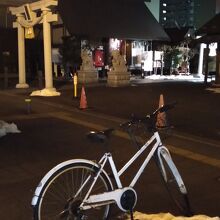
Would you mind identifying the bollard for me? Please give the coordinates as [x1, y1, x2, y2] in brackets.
[25, 98, 31, 114]
[73, 73, 78, 98]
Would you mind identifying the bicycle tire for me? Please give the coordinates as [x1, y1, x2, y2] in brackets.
[33, 161, 113, 220]
[155, 147, 193, 216]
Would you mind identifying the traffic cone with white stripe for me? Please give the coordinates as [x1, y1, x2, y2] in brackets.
[79, 85, 88, 110]
[156, 94, 169, 128]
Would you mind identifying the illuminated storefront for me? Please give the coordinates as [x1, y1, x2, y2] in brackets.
[109, 39, 163, 75]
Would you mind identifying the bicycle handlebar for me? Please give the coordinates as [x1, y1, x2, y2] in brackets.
[86, 102, 176, 149]
[152, 102, 177, 116]
[120, 102, 177, 132]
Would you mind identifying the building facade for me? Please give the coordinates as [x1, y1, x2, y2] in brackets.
[160, 0, 217, 29]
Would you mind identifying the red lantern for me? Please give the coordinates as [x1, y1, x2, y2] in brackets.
[94, 49, 104, 67]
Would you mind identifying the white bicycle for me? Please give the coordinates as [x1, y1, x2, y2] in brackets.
[31, 103, 192, 219]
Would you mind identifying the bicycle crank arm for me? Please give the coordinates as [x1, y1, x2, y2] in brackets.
[82, 200, 115, 210]
[82, 187, 137, 212]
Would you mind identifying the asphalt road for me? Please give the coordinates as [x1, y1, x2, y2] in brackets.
[0, 80, 219, 219]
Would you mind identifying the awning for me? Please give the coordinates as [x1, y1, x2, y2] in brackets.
[195, 34, 220, 44]
[58, 0, 170, 41]
[164, 28, 192, 44]
[193, 13, 220, 45]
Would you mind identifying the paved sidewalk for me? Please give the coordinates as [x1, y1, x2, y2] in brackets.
[0, 79, 220, 219]
[1, 78, 220, 147]
[0, 79, 220, 142]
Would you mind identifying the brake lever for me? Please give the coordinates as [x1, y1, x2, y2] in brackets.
[153, 102, 177, 115]
[159, 102, 177, 113]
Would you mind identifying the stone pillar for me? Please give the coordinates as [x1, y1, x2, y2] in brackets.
[31, 8, 60, 96]
[78, 71, 98, 83]
[43, 9, 53, 89]
[203, 45, 210, 85]
[198, 43, 206, 75]
[107, 50, 130, 87]
[107, 71, 130, 87]
[214, 43, 220, 85]
[16, 14, 29, 89]
[78, 49, 98, 84]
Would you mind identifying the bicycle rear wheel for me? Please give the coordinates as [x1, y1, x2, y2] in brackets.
[33, 162, 113, 220]
[155, 148, 192, 216]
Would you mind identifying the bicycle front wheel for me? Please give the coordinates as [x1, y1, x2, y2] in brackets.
[33, 162, 113, 220]
[155, 147, 192, 216]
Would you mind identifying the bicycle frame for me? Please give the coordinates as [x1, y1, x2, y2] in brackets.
[80, 131, 169, 210]
[32, 102, 192, 218]
[118, 131, 162, 187]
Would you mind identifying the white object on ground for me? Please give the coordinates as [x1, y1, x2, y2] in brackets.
[206, 88, 220, 94]
[0, 120, 21, 138]
[30, 88, 60, 97]
[126, 212, 220, 220]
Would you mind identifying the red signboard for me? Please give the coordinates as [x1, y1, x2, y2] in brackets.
[94, 49, 104, 67]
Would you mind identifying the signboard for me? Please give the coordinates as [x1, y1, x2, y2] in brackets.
[143, 51, 153, 71]
[94, 49, 104, 67]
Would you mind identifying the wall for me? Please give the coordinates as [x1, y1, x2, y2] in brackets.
[0, 28, 17, 73]
[0, 6, 13, 28]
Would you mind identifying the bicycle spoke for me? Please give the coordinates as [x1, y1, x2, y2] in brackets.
[34, 163, 112, 220]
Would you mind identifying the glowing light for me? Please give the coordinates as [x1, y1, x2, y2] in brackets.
[109, 38, 121, 50]
[209, 43, 217, 57]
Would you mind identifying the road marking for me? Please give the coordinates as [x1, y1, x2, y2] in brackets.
[50, 112, 220, 169]
[2, 90, 219, 148]
[171, 132, 220, 149]
[167, 145, 220, 169]
[1, 109, 220, 169]
[49, 112, 106, 131]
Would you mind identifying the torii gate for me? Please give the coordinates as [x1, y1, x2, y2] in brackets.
[9, 0, 60, 96]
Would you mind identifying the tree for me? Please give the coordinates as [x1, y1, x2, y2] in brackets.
[59, 35, 82, 77]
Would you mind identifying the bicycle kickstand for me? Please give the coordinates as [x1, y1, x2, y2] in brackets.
[130, 209, 134, 220]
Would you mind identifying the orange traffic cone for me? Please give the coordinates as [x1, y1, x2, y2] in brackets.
[79, 85, 88, 110]
[156, 94, 169, 128]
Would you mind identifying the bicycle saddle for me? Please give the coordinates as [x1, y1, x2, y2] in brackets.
[87, 128, 114, 143]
